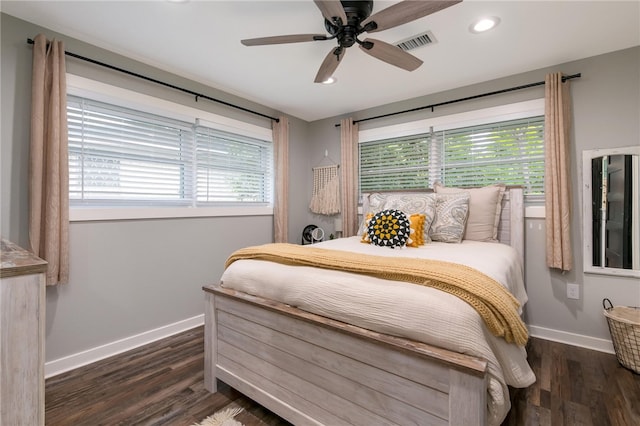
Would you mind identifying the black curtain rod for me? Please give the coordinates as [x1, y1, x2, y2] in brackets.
[335, 73, 581, 127]
[27, 38, 279, 123]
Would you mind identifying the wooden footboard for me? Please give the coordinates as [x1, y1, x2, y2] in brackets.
[203, 286, 489, 426]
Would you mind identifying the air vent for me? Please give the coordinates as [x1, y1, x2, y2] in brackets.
[395, 31, 436, 52]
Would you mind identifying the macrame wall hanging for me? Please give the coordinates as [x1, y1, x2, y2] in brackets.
[309, 162, 341, 215]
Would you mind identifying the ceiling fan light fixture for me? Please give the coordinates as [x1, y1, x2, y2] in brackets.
[470, 17, 500, 34]
[322, 76, 337, 85]
[242, 0, 461, 83]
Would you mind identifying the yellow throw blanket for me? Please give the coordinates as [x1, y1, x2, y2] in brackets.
[226, 243, 529, 346]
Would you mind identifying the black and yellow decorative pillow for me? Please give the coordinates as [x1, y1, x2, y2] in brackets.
[366, 209, 410, 248]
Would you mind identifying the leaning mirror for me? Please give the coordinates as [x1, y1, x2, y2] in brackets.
[583, 146, 640, 278]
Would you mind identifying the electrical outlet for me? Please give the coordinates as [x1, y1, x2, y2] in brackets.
[567, 283, 580, 300]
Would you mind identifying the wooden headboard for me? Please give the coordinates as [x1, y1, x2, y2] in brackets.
[497, 187, 524, 266]
[361, 186, 525, 266]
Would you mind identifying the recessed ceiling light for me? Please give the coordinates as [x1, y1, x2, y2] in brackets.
[322, 77, 337, 85]
[470, 17, 500, 34]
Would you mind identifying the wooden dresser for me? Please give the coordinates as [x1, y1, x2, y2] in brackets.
[0, 239, 46, 426]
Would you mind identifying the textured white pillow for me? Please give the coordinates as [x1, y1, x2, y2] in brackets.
[430, 192, 470, 243]
[359, 192, 437, 241]
[381, 193, 436, 242]
[434, 183, 506, 242]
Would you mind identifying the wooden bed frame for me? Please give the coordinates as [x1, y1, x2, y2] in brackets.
[203, 187, 524, 426]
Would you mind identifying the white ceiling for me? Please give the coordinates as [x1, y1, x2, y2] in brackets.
[2, 1, 639, 122]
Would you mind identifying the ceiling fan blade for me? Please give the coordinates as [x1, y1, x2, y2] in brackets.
[314, 0, 347, 25]
[362, 0, 462, 33]
[314, 48, 346, 83]
[359, 38, 423, 71]
[241, 34, 326, 46]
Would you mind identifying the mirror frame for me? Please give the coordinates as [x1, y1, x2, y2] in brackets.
[582, 146, 640, 278]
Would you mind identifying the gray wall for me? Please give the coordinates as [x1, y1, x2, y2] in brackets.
[2, 10, 638, 363]
[306, 47, 640, 345]
[1, 13, 310, 361]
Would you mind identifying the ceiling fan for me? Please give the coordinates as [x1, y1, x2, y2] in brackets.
[241, 0, 462, 83]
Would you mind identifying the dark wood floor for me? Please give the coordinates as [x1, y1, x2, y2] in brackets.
[45, 326, 287, 426]
[45, 326, 639, 426]
[502, 337, 639, 426]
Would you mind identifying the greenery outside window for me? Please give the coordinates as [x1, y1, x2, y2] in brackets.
[359, 105, 545, 201]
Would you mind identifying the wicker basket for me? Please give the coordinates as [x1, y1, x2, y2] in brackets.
[603, 298, 640, 374]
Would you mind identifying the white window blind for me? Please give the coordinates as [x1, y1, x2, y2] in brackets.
[359, 115, 545, 199]
[195, 126, 273, 205]
[359, 134, 431, 192]
[68, 96, 194, 205]
[68, 95, 273, 208]
[436, 116, 545, 198]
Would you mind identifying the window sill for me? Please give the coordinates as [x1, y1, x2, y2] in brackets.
[356, 205, 546, 218]
[69, 206, 273, 222]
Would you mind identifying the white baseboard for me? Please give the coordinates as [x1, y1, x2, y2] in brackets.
[44, 317, 614, 378]
[45, 314, 204, 378]
[528, 325, 615, 354]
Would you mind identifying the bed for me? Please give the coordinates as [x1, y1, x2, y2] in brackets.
[203, 186, 535, 426]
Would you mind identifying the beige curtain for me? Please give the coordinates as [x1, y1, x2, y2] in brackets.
[340, 118, 359, 237]
[544, 72, 573, 271]
[29, 34, 69, 285]
[272, 116, 289, 243]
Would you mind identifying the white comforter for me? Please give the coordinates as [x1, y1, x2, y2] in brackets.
[220, 237, 536, 425]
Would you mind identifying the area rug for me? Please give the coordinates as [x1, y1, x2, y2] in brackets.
[192, 401, 245, 426]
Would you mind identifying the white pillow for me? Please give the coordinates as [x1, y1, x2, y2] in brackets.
[430, 192, 470, 243]
[359, 192, 436, 242]
[434, 183, 506, 242]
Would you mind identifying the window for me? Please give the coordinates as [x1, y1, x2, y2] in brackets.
[66, 75, 273, 219]
[434, 116, 545, 196]
[359, 101, 545, 201]
[68, 96, 195, 205]
[195, 126, 272, 204]
[360, 134, 431, 192]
